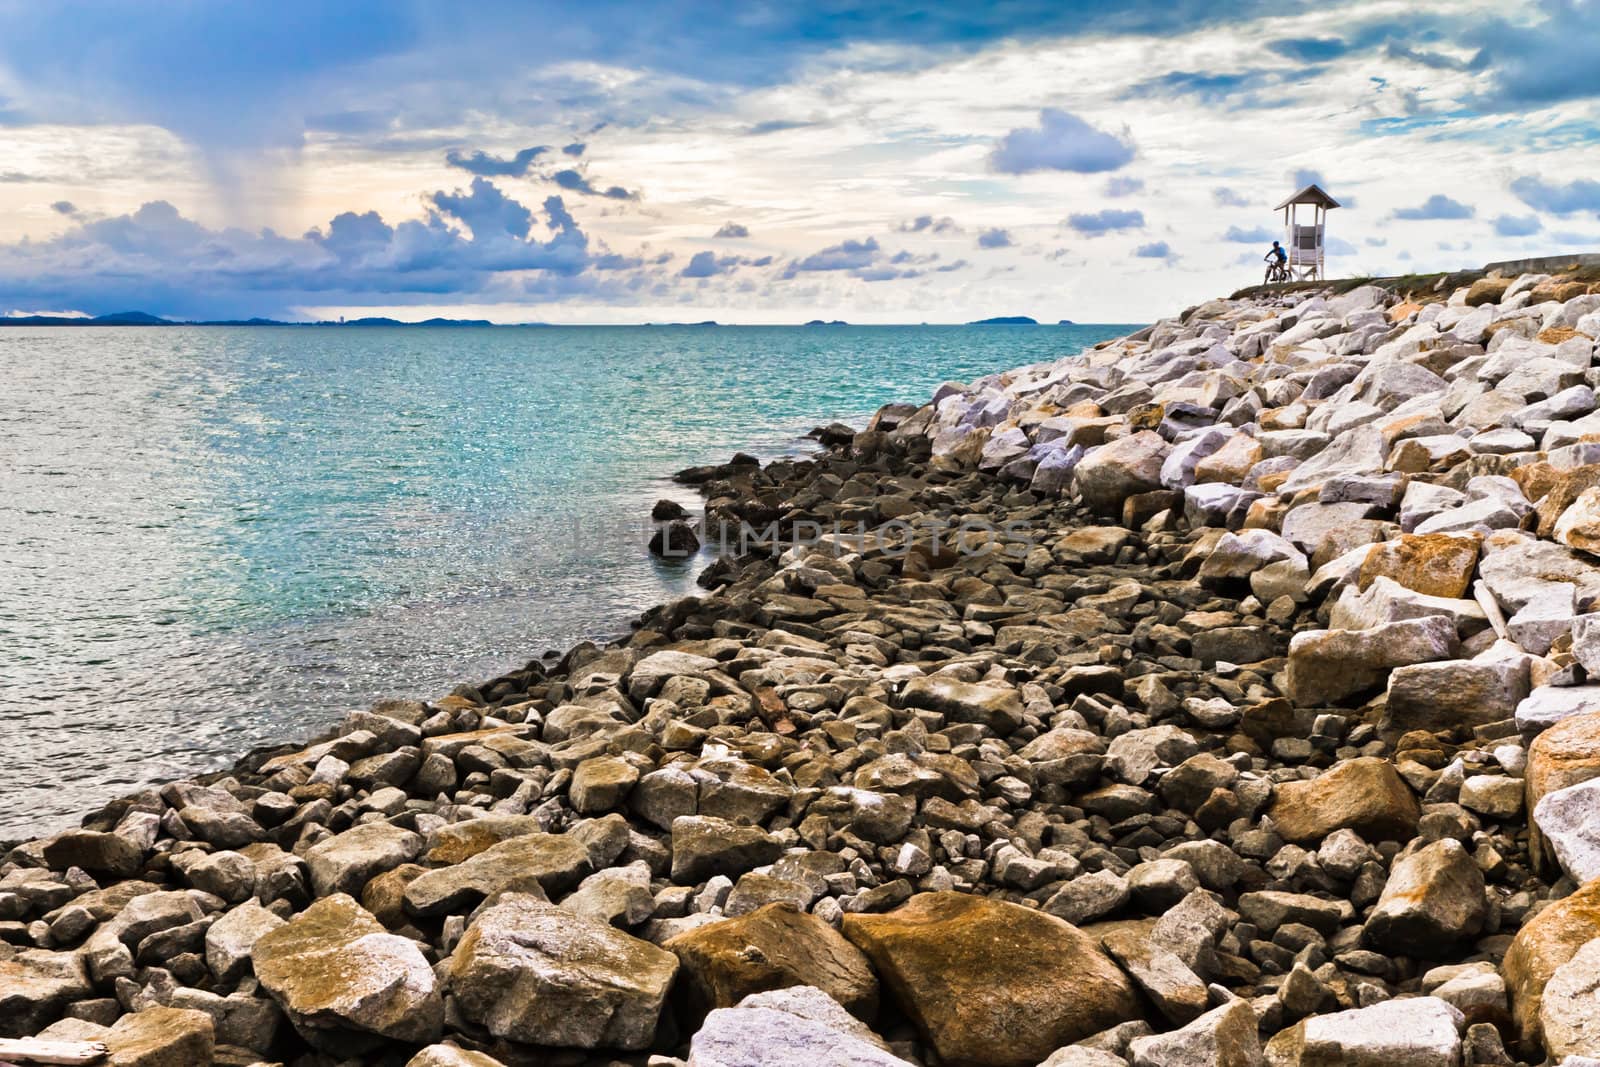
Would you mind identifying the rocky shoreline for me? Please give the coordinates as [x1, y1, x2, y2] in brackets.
[5, 264, 1600, 1066]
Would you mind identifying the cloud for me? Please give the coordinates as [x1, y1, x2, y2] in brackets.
[0, 180, 624, 319]
[977, 227, 1013, 249]
[50, 200, 77, 215]
[1267, 37, 1350, 62]
[899, 215, 959, 233]
[445, 146, 548, 177]
[551, 168, 637, 200]
[681, 251, 735, 277]
[1066, 209, 1145, 235]
[1466, 3, 1600, 108]
[1124, 67, 1322, 107]
[1511, 176, 1600, 216]
[0, 171, 47, 183]
[1213, 187, 1251, 208]
[1493, 214, 1543, 237]
[990, 109, 1135, 175]
[1392, 194, 1474, 220]
[714, 221, 750, 238]
[789, 236, 880, 273]
[430, 177, 533, 239]
[562, 142, 586, 157]
[1105, 176, 1144, 198]
[1134, 241, 1173, 259]
[1224, 225, 1275, 243]
[745, 119, 816, 135]
[1552, 230, 1600, 245]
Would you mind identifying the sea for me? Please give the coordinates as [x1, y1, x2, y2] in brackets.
[0, 322, 1134, 836]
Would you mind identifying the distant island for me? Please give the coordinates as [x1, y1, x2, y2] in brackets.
[967, 315, 1038, 325]
[1058, 319, 1076, 326]
[804, 319, 850, 326]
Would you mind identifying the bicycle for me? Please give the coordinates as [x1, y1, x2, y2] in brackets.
[1263, 255, 1291, 285]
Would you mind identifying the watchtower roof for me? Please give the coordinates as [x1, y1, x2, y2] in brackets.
[1275, 184, 1341, 211]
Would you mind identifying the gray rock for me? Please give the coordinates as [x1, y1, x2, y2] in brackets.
[1128, 998, 1263, 1067]
[205, 899, 286, 985]
[670, 816, 783, 884]
[0, 948, 93, 1037]
[1363, 839, 1487, 956]
[404, 832, 593, 916]
[1534, 778, 1600, 884]
[1542, 938, 1600, 1061]
[446, 893, 679, 1050]
[253, 893, 443, 1052]
[688, 986, 912, 1067]
[303, 821, 422, 898]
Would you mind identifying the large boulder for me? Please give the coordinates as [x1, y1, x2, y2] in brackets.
[1382, 659, 1529, 736]
[1285, 616, 1457, 706]
[1264, 996, 1464, 1066]
[0, 948, 92, 1037]
[665, 902, 879, 1023]
[670, 816, 783, 884]
[1535, 778, 1600, 884]
[1268, 757, 1420, 846]
[445, 893, 679, 1050]
[1504, 878, 1600, 1053]
[841, 891, 1140, 1067]
[1527, 710, 1600, 876]
[687, 986, 914, 1067]
[1074, 431, 1170, 514]
[1541, 936, 1600, 1060]
[1362, 839, 1487, 956]
[1358, 533, 1480, 599]
[252, 893, 443, 1052]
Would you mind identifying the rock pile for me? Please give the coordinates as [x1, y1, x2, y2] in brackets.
[4, 267, 1600, 1065]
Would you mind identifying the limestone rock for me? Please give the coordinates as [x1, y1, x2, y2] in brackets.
[103, 1005, 215, 1067]
[0, 948, 92, 1037]
[1285, 616, 1458, 706]
[1362, 839, 1487, 956]
[1504, 878, 1600, 1052]
[1542, 937, 1600, 1060]
[204, 899, 286, 985]
[1268, 757, 1420, 845]
[841, 891, 1140, 1067]
[406, 1046, 509, 1067]
[1127, 998, 1264, 1067]
[687, 986, 912, 1067]
[898, 675, 1025, 734]
[670, 815, 783, 884]
[404, 832, 592, 916]
[252, 893, 443, 1051]
[304, 821, 422, 898]
[445, 893, 678, 1050]
[1358, 533, 1480, 599]
[665, 902, 879, 1022]
[1527, 711, 1600, 875]
[1075, 431, 1171, 514]
[1383, 659, 1529, 736]
[1535, 778, 1600, 885]
[1266, 996, 1464, 1066]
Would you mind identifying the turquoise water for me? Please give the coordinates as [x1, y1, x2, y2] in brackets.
[0, 323, 1133, 835]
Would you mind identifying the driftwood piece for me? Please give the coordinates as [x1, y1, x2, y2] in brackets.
[0, 1037, 109, 1065]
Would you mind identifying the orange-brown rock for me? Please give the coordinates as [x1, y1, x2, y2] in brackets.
[1358, 532, 1481, 599]
[1465, 277, 1512, 306]
[1267, 756, 1421, 845]
[1540, 326, 1584, 345]
[1527, 710, 1600, 875]
[665, 902, 879, 1024]
[1532, 464, 1600, 538]
[1194, 434, 1265, 485]
[1504, 877, 1600, 1056]
[841, 892, 1140, 1067]
[1512, 461, 1564, 513]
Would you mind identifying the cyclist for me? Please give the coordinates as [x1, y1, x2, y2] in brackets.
[1264, 241, 1289, 284]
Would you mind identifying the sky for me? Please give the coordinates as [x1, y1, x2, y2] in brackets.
[0, 0, 1598, 323]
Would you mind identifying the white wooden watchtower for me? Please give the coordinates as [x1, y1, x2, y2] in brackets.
[1275, 184, 1340, 280]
